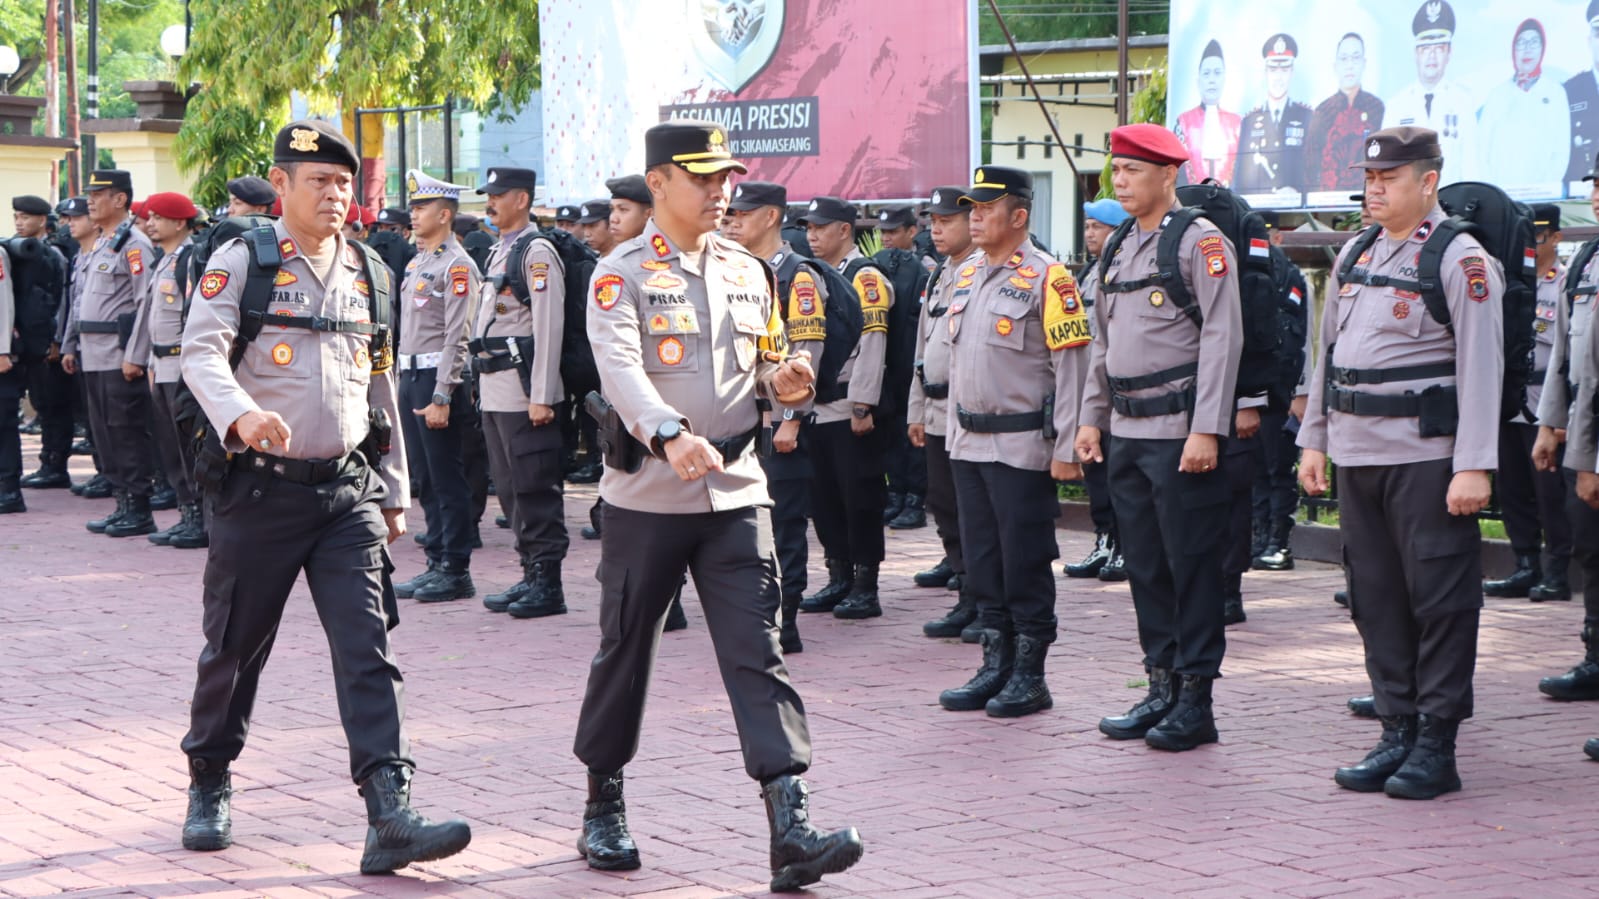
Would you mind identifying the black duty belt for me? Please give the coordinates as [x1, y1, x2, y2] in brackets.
[469, 336, 516, 354]
[1328, 361, 1454, 386]
[233, 450, 360, 486]
[152, 343, 182, 358]
[1532, 368, 1548, 380]
[1107, 362, 1197, 393]
[78, 320, 122, 334]
[472, 354, 519, 374]
[956, 406, 1044, 433]
[921, 382, 949, 400]
[1325, 386, 1433, 417]
[710, 425, 762, 462]
[1111, 389, 1194, 418]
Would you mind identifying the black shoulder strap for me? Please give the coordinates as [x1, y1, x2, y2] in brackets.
[175, 245, 197, 317]
[1156, 208, 1203, 327]
[351, 240, 392, 334]
[504, 230, 542, 306]
[110, 220, 133, 252]
[229, 227, 286, 368]
[1566, 237, 1599, 309]
[1415, 218, 1474, 334]
[1335, 224, 1384, 287]
[1096, 219, 1136, 287]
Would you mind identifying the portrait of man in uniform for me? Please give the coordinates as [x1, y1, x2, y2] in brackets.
[1232, 33, 1312, 200]
[1174, 40, 1242, 186]
[1563, 1, 1599, 183]
[1305, 32, 1384, 194]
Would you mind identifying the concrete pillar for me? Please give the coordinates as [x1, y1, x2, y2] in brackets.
[80, 81, 194, 196]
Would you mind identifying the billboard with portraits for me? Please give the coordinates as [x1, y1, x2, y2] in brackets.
[1168, 0, 1599, 210]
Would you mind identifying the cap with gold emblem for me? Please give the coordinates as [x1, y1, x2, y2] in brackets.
[406, 168, 471, 203]
[645, 119, 749, 175]
[729, 181, 787, 211]
[960, 166, 1033, 205]
[1350, 126, 1442, 170]
[1262, 33, 1298, 67]
[1531, 203, 1560, 229]
[86, 169, 134, 195]
[1413, 0, 1455, 46]
[476, 166, 538, 196]
[273, 120, 360, 173]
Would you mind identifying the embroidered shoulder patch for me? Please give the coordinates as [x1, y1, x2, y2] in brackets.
[198, 270, 229, 299]
[126, 248, 144, 276]
[1460, 255, 1490, 302]
[1042, 263, 1091, 351]
[787, 269, 827, 342]
[855, 269, 889, 333]
[449, 263, 471, 297]
[1197, 235, 1228, 278]
[594, 273, 625, 311]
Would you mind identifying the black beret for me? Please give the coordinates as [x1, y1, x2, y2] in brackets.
[452, 214, 479, 236]
[273, 120, 360, 173]
[556, 204, 581, 222]
[11, 195, 52, 215]
[644, 119, 748, 174]
[729, 181, 787, 211]
[56, 197, 89, 217]
[226, 175, 276, 207]
[606, 174, 653, 205]
[86, 169, 134, 196]
[477, 166, 537, 195]
[797, 196, 857, 226]
[876, 206, 917, 229]
[577, 199, 612, 224]
[926, 186, 969, 215]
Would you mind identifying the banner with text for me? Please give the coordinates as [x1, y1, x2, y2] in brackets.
[540, 0, 976, 204]
[1169, 0, 1599, 210]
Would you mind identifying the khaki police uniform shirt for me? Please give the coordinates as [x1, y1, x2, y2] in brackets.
[57, 249, 90, 347]
[474, 226, 565, 413]
[1552, 249, 1599, 472]
[907, 249, 971, 437]
[70, 222, 155, 372]
[588, 219, 798, 515]
[0, 249, 13, 356]
[180, 221, 410, 509]
[769, 243, 824, 417]
[1080, 204, 1244, 439]
[1298, 207, 1504, 471]
[1519, 263, 1565, 426]
[398, 234, 480, 397]
[127, 237, 191, 383]
[814, 248, 893, 424]
[944, 242, 1089, 469]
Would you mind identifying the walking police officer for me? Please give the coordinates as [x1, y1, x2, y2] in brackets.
[177, 119, 470, 871]
[1300, 126, 1503, 799]
[571, 120, 862, 892]
[1079, 124, 1244, 752]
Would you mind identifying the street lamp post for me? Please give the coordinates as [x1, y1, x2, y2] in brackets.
[0, 45, 19, 95]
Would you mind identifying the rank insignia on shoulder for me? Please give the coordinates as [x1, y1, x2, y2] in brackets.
[651, 234, 671, 258]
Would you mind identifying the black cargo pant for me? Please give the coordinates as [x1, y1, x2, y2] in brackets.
[1250, 408, 1298, 537]
[760, 424, 813, 606]
[482, 409, 568, 568]
[924, 432, 965, 574]
[1084, 458, 1116, 536]
[809, 419, 886, 566]
[1222, 428, 1260, 594]
[181, 457, 412, 783]
[24, 353, 75, 463]
[83, 369, 157, 496]
[573, 503, 812, 781]
[0, 365, 21, 488]
[150, 380, 198, 505]
[951, 459, 1059, 642]
[1339, 459, 1481, 720]
[398, 368, 476, 566]
[883, 413, 927, 497]
[1562, 469, 1599, 627]
[1497, 422, 1572, 564]
[1107, 435, 1229, 676]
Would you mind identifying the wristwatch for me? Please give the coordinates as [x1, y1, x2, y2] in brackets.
[431, 392, 450, 406]
[852, 404, 873, 420]
[781, 407, 797, 422]
[656, 419, 684, 445]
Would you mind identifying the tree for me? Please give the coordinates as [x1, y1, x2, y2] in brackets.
[1097, 62, 1167, 199]
[1, 0, 183, 123]
[980, 0, 1167, 46]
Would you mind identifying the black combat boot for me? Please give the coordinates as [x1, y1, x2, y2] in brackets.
[1252, 521, 1294, 570]
[959, 620, 983, 643]
[148, 503, 190, 546]
[105, 492, 157, 537]
[20, 452, 71, 489]
[663, 584, 689, 632]
[168, 503, 209, 549]
[1144, 675, 1219, 751]
[922, 588, 976, 638]
[1586, 738, 1599, 761]
[1098, 667, 1175, 739]
[1383, 715, 1462, 799]
[393, 561, 439, 599]
[78, 473, 114, 499]
[1334, 590, 1350, 607]
[888, 493, 926, 529]
[1538, 624, 1599, 700]
[913, 559, 954, 588]
[832, 564, 881, 619]
[799, 559, 852, 613]
[780, 592, 803, 654]
[86, 491, 130, 534]
[0, 481, 24, 514]
[1249, 517, 1270, 559]
[483, 557, 534, 613]
[577, 770, 641, 871]
[761, 774, 864, 892]
[1529, 559, 1572, 602]
[149, 481, 178, 511]
[1483, 552, 1539, 598]
[357, 765, 472, 874]
[1097, 546, 1128, 582]
[1223, 577, 1246, 625]
[1348, 695, 1377, 718]
[986, 635, 1052, 718]
[1333, 714, 1417, 792]
[181, 757, 232, 851]
[881, 491, 904, 525]
[1065, 531, 1114, 578]
[938, 629, 1014, 711]
[507, 562, 568, 618]
[412, 559, 475, 603]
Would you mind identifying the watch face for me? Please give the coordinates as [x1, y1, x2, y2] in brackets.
[658, 420, 681, 441]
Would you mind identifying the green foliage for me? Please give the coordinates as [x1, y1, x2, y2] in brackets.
[1, 0, 182, 120]
[175, 90, 283, 210]
[979, 0, 1167, 45]
[856, 228, 884, 257]
[1097, 62, 1168, 199]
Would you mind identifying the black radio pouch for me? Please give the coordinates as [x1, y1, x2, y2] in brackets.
[585, 390, 644, 473]
[1417, 385, 1460, 438]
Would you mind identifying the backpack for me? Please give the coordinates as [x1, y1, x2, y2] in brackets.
[1096, 180, 1287, 402]
[177, 215, 279, 317]
[0, 236, 67, 355]
[1337, 181, 1537, 423]
[1267, 244, 1309, 409]
[502, 226, 600, 395]
[771, 250, 864, 404]
[844, 247, 928, 418]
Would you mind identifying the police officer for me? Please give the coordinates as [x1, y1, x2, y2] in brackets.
[57, 196, 113, 500]
[1534, 173, 1599, 707]
[1079, 123, 1244, 752]
[572, 119, 862, 892]
[1388, 1, 1478, 180]
[1300, 126, 1502, 799]
[387, 171, 482, 603]
[577, 199, 615, 256]
[0, 239, 18, 511]
[1064, 198, 1130, 582]
[125, 191, 208, 549]
[8, 195, 74, 494]
[607, 174, 652, 248]
[1233, 34, 1313, 197]
[225, 176, 276, 217]
[62, 169, 161, 537]
[374, 207, 410, 236]
[1489, 204, 1572, 600]
[910, 186, 977, 638]
[873, 204, 930, 531]
[471, 166, 572, 619]
[555, 204, 581, 235]
[797, 196, 894, 619]
[177, 119, 470, 870]
[935, 167, 1089, 718]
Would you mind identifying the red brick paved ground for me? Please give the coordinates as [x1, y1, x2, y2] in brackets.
[4, 441, 1599, 897]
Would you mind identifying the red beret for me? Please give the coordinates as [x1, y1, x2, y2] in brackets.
[130, 199, 148, 220]
[144, 191, 199, 221]
[271, 197, 283, 217]
[1109, 123, 1188, 167]
[346, 204, 375, 226]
